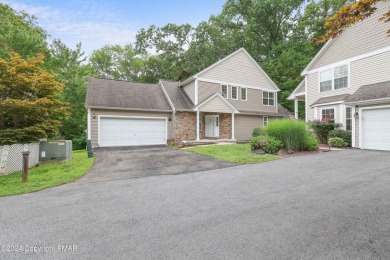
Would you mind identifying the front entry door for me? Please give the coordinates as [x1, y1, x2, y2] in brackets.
[205, 115, 219, 137]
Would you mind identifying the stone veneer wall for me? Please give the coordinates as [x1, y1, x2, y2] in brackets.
[219, 113, 232, 139]
[174, 112, 197, 144]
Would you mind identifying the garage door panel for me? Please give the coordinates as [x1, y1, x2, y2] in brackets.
[99, 117, 167, 147]
[362, 108, 390, 151]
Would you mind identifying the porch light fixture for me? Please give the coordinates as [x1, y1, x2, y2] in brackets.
[93, 113, 96, 119]
[353, 112, 359, 119]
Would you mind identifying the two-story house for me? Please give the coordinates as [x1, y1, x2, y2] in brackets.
[288, 2, 390, 151]
[86, 48, 289, 147]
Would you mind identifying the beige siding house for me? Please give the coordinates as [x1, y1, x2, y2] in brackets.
[288, 2, 390, 151]
[86, 48, 290, 147]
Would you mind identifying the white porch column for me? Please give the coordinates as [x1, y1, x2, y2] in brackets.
[231, 112, 235, 140]
[196, 111, 200, 141]
[294, 98, 299, 119]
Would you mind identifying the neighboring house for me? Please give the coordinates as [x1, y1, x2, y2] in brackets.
[288, 2, 390, 151]
[86, 48, 290, 147]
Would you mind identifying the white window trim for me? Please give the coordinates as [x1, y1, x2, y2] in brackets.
[231, 86, 238, 100]
[262, 91, 275, 107]
[345, 106, 352, 131]
[320, 107, 336, 120]
[318, 63, 350, 93]
[263, 116, 268, 127]
[241, 87, 247, 101]
[221, 84, 228, 99]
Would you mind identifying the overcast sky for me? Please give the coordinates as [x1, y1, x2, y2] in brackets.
[4, 0, 226, 56]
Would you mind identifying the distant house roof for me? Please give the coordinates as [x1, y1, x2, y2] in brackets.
[311, 93, 351, 107]
[346, 81, 390, 103]
[160, 80, 194, 110]
[85, 78, 172, 111]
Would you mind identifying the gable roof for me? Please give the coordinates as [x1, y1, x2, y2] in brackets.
[86, 77, 172, 111]
[193, 93, 239, 113]
[310, 93, 351, 107]
[345, 81, 390, 103]
[180, 48, 280, 91]
[160, 80, 194, 111]
[302, 2, 390, 75]
[287, 80, 305, 100]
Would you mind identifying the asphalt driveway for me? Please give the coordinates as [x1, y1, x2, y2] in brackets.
[1, 149, 390, 259]
[80, 146, 235, 182]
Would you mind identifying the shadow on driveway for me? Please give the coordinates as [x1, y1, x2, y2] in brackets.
[80, 146, 235, 183]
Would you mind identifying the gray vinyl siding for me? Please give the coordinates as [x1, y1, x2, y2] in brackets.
[182, 81, 195, 104]
[198, 96, 233, 113]
[198, 81, 277, 113]
[234, 115, 263, 140]
[198, 80, 221, 103]
[306, 51, 390, 123]
[310, 2, 390, 70]
[198, 50, 278, 90]
[90, 108, 172, 147]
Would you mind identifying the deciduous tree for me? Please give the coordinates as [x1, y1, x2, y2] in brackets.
[0, 52, 69, 145]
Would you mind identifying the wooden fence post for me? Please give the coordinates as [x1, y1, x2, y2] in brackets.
[22, 151, 30, 182]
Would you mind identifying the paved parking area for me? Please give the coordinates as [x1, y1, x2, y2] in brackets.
[1, 149, 390, 259]
[80, 146, 235, 182]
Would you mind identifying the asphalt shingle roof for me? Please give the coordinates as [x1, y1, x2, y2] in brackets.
[345, 81, 390, 103]
[311, 93, 351, 106]
[160, 80, 194, 110]
[86, 78, 172, 111]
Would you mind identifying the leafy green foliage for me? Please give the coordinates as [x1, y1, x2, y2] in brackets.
[0, 52, 69, 145]
[329, 129, 352, 146]
[264, 119, 308, 152]
[0, 3, 48, 60]
[0, 150, 94, 196]
[328, 137, 347, 147]
[187, 143, 278, 164]
[304, 133, 319, 151]
[47, 40, 93, 149]
[309, 119, 342, 144]
[250, 136, 284, 154]
[252, 127, 267, 137]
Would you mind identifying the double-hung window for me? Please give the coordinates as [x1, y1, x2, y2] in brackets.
[241, 88, 247, 101]
[321, 108, 335, 120]
[320, 69, 332, 92]
[320, 64, 348, 92]
[263, 116, 268, 127]
[263, 91, 275, 106]
[345, 107, 352, 131]
[231, 86, 238, 100]
[334, 65, 348, 90]
[222, 85, 228, 99]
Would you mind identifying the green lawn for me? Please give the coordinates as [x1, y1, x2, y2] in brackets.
[0, 150, 94, 197]
[186, 143, 279, 164]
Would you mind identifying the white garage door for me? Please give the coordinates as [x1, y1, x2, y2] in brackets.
[361, 108, 390, 151]
[99, 117, 167, 147]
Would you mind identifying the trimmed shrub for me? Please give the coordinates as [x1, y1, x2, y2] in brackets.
[328, 137, 347, 147]
[308, 118, 342, 144]
[264, 119, 307, 152]
[250, 136, 283, 154]
[252, 127, 267, 137]
[329, 129, 352, 147]
[303, 133, 319, 151]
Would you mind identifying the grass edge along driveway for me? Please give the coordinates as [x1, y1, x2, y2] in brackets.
[186, 143, 278, 164]
[0, 150, 94, 197]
